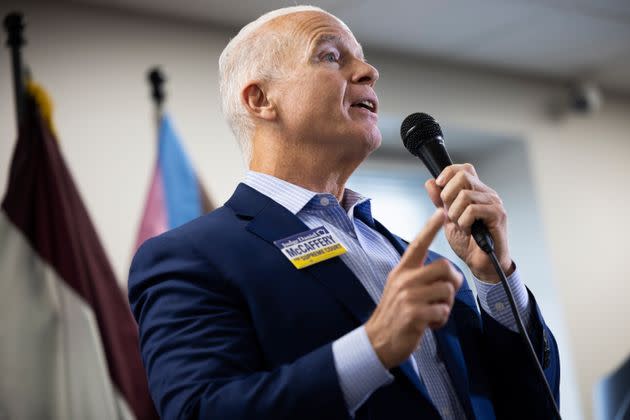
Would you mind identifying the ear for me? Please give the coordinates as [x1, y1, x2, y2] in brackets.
[241, 82, 277, 121]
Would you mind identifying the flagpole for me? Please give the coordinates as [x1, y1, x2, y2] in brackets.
[147, 67, 165, 131]
[4, 12, 26, 132]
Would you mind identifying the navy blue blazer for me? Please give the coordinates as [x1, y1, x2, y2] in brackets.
[129, 183, 560, 420]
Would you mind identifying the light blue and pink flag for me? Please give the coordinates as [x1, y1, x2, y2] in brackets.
[135, 114, 213, 250]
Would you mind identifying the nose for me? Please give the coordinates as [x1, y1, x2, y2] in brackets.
[352, 59, 379, 86]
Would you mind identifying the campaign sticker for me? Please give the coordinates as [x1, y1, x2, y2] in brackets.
[273, 226, 347, 269]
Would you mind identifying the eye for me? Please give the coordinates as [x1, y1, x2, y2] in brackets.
[322, 52, 339, 63]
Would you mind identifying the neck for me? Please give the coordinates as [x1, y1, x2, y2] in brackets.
[248, 135, 364, 202]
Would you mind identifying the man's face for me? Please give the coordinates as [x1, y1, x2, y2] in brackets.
[266, 11, 382, 158]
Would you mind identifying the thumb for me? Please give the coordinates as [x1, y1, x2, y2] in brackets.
[425, 179, 444, 209]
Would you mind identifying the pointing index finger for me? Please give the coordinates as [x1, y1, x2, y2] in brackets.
[399, 209, 446, 269]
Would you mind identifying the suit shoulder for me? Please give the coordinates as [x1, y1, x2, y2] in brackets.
[139, 205, 238, 248]
[167, 205, 239, 241]
[128, 208, 237, 311]
[130, 206, 240, 277]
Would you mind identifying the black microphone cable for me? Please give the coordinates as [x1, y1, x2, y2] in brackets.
[401, 112, 562, 420]
[472, 222, 561, 420]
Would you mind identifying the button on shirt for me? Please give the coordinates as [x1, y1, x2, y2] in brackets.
[243, 171, 532, 419]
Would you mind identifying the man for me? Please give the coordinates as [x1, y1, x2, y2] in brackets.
[129, 6, 560, 420]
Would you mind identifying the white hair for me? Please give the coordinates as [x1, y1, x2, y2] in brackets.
[218, 5, 349, 164]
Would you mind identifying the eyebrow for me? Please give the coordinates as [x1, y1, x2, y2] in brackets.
[310, 34, 365, 61]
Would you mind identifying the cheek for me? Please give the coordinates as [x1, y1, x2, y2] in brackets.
[307, 74, 346, 108]
[276, 73, 347, 130]
[294, 91, 345, 130]
[308, 84, 342, 107]
[277, 89, 309, 121]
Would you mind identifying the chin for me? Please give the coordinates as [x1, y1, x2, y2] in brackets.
[344, 131, 382, 163]
[321, 124, 382, 157]
[361, 127, 382, 153]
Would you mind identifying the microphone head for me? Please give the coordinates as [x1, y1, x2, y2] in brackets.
[400, 112, 443, 157]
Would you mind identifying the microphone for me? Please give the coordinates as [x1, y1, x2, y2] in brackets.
[400, 112, 493, 254]
[400, 112, 561, 419]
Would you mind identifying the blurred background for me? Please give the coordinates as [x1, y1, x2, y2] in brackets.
[1, 0, 629, 419]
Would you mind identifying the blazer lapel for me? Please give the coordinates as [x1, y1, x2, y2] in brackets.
[374, 219, 477, 420]
[226, 183, 376, 325]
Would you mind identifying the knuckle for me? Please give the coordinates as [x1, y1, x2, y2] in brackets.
[464, 191, 476, 206]
[435, 259, 451, 271]
[414, 306, 425, 322]
[443, 281, 455, 296]
[496, 208, 507, 222]
[463, 171, 476, 186]
[419, 268, 435, 285]
[431, 305, 451, 327]
[387, 274, 404, 293]
[404, 307, 420, 325]
[458, 208, 472, 224]
[455, 189, 470, 205]
[447, 206, 460, 222]
[394, 271, 411, 289]
[399, 288, 411, 304]
[400, 306, 413, 324]
[463, 163, 476, 174]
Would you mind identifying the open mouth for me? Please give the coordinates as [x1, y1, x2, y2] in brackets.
[351, 99, 377, 113]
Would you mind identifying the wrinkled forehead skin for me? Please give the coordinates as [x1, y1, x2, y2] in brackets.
[257, 10, 362, 70]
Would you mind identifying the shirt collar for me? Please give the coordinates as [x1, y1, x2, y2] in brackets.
[243, 171, 319, 215]
[242, 170, 373, 223]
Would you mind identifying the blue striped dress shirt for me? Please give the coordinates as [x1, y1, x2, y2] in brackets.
[243, 171, 531, 419]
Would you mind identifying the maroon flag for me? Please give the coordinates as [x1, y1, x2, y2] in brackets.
[0, 90, 157, 419]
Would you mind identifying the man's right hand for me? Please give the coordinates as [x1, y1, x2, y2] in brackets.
[365, 209, 463, 369]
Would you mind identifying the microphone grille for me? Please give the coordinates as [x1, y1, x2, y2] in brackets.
[400, 112, 443, 156]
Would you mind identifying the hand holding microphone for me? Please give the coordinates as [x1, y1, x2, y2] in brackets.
[401, 113, 513, 283]
[425, 164, 513, 283]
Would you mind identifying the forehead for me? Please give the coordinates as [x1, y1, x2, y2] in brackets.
[267, 11, 363, 57]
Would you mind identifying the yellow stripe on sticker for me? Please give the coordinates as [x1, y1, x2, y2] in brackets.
[273, 226, 347, 269]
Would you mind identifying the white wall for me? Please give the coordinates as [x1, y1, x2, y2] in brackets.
[1, 1, 630, 418]
[472, 142, 583, 420]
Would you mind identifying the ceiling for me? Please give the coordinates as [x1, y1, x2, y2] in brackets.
[72, 0, 630, 93]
